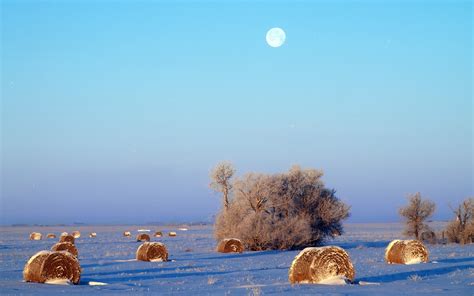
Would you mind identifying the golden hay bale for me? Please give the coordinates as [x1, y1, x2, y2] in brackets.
[89, 232, 97, 238]
[216, 238, 244, 253]
[136, 233, 150, 242]
[71, 231, 81, 239]
[168, 232, 177, 237]
[46, 233, 56, 239]
[59, 234, 75, 244]
[154, 231, 162, 238]
[29, 232, 42, 240]
[288, 246, 355, 284]
[385, 239, 429, 264]
[23, 251, 81, 284]
[136, 242, 169, 262]
[123, 231, 132, 237]
[51, 242, 79, 258]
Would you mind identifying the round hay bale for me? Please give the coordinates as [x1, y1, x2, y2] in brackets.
[136, 242, 169, 262]
[59, 234, 75, 244]
[168, 232, 177, 237]
[89, 232, 97, 238]
[136, 233, 150, 242]
[123, 231, 131, 237]
[61, 232, 68, 236]
[71, 231, 81, 239]
[217, 238, 244, 253]
[51, 242, 78, 257]
[23, 251, 81, 284]
[46, 233, 56, 239]
[154, 231, 162, 238]
[29, 232, 42, 240]
[385, 239, 429, 264]
[288, 246, 355, 284]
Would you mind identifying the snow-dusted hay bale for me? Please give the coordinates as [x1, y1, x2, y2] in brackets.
[136, 242, 169, 262]
[168, 232, 177, 237]
[89, 232, 97, 238]
[51, 242, 78, 257]
[154, 231, 162, 238]
[59, 234, 75, 244]
[421, 231, 436, 244]
[71, 231, 81, 239]
[288, 246, 355, 284]
[136, 233, 151, 242]
[46, 233, 56, 239]
[217, 238, 244, 253]
[123, 231, 131, 237]
[23, 251, 81, 284]
[385, 240, 429, 264]
[29, 232, 42, 240]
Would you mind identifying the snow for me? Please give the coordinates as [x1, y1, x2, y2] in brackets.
[45, 279, 71, 285]
[317, 275, 350, 285]
[1, 222, 473, 295]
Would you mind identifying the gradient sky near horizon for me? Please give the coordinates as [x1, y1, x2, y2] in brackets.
[1, 0, 472, 225]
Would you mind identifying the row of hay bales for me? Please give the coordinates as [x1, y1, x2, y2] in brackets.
[24, 230, 429, 286]
[29, 231, 96, 240]
[215, 238, 429, 284]
[122, 231, 177, 241]
[24, 233, 82, 284]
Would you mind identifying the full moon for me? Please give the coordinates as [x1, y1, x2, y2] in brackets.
[266, 27, 286, 48]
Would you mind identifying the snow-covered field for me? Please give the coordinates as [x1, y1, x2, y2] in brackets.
[1, 223, 473, 295]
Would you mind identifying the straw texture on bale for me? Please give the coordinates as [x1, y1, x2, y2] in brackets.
[288, 246, 355, 284]
[168, 232, 177, 237]
[123, 231, 131, 237]
[136, 242, 169, 262]
[29, 232, 42, 240]
[89, 232, 97, 238]
[23, 251, 81, 284]
[217, 238, 244, 253]
[154, 231, 162, 238]
[51, 242, 79, 257]
[46, 233, 56, 239]
[71, 231, 81, 239]
[59, 234, 75, 244]
[136, 233, 151, 242]
[385, 239, 429, 264]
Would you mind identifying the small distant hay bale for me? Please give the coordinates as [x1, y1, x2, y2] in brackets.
[421, 231, 436, 244]
[29, 232, 42, 240]
[154, 231, 162, 238]
[23, 251, 81, 284]
[217, 238, 244, 253]
[136, 242, 169, 262]
[46, 233, 56, 239]
[71, 231, 81, 239]
[51, 242, 79, 257]
[288, 246, 355, 284]
[123, 231, 131, 237]
[59, 234, 75, 244]
[136, 233, 150, 242]
[168, 232, 177, 237]
[89, 232, 97, 238]
[385, 240, 429, 264]
[61, 232, 68, 236]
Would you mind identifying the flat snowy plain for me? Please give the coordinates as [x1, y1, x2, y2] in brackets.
[1, 223, 473, 295]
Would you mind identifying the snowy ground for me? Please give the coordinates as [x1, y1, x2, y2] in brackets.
[1, 223, 473, 295]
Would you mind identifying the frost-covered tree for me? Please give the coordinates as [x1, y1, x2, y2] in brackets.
[399, 192, 436, 240]
[210, 162, 235, 210]
[445, 198, 474, 244]
[213, 165, 350, 250]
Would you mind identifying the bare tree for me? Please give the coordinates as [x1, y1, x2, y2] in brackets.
[445, 198, 474, 244]
[213, 165, 350, 250]
[399, 192, 436, 240]
[210, 162, 235, 210]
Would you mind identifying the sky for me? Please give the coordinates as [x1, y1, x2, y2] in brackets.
[1, 0, 472, 225]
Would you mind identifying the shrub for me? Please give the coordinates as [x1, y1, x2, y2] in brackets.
[399, 193, 435, 240]
[445, 198, 474, 244]
[212, 165, 350, 250]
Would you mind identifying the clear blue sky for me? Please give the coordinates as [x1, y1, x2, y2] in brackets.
[1, 0, 472, 225]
